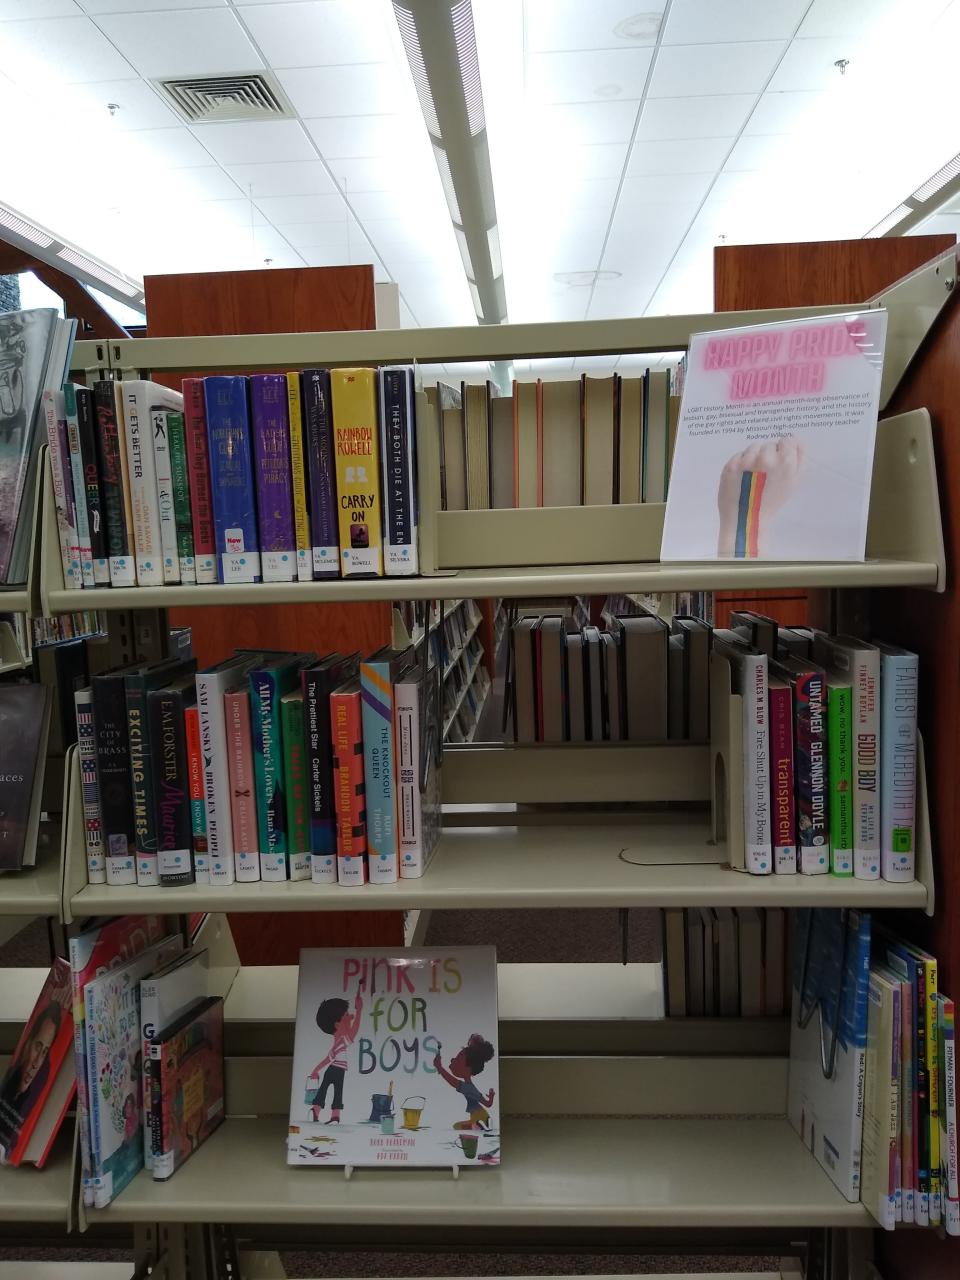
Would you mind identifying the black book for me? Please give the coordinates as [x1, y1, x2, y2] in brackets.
[92, 664, 140, 877]
[301, 369, 339, 578]
[93, 380, 130, 563]
[0, 684, 51, 871]
[75, 386, 109, 585]
[147, 676, 196, 887]
[302, 652, 358, 858]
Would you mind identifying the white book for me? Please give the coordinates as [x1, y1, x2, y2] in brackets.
[861, 967, 900, 1230]
[42, 390, 81, 589]
[876, 642, 918, 883]
[379, 366, 419, 576]
[196, 656, 257, 886]
[121, 381, 182, 587]
[73, 690, 105, 884]
[714, 634, 771, 874]
[63, 384, 94, 587]
[393, 667, 441, 879]
[814, 635, 880, 879]
[140, 949, 209, 1169]
[150, 407, 180, 585]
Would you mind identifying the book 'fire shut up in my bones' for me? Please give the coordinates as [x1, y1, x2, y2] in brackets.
[662, 310, 887, 563]
[288, 948, 499, 1168]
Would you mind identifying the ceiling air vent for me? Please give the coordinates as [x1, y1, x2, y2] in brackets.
[155, 72, 293, 124]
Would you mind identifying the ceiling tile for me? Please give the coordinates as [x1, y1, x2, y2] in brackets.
[62, 77, 179, 129]
[160, 166, 246, 201]
[126, 125, 212, 167]
[766, 37, 857, 92]
[525, 48, 653, 104]
[0, 15, 136, 84]
[552, 142, 630, 181]
[190, 119, 314, 166]
[335, 189, 406, 221]
[534, 100, 640, 146]
[0, 1, 77, 15]
[304, 113, 407, 158]
[81, 0, 226, 11]
[663, 0, 808, 45]
[277, 64, 396, 117]
[743, 89, 829, 134]
[277, 221, 351, 252]
[798, 0, 914, 38]
[637, 93, 756, 140]
[525, 0, 665, 52]
[326, 156, 397, 194]
[224, 160, 337, 198]
[630, 136, 733, 175]
[617, 171, 715, 205]
[96, 8, 261, 78]
[253, 192, 347, 223]
[240, 0, 391, 69]
[190, 198, 268, 228]
[649, 41, 784, 97]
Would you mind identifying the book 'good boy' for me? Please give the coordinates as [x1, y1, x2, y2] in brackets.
[288, 947, 499, 1167]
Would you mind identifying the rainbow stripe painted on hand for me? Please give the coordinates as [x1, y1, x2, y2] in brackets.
[735, 470, 766, 559]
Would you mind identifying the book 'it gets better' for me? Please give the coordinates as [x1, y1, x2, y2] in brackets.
[288, 947, 499, 1168]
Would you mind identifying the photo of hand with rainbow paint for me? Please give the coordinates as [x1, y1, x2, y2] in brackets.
[716, 436, 804, 558]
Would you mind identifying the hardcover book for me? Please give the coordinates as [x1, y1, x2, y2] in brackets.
[63, 382, 95, 587]
[768, 675, 796, 874]
[147, 676, 196, 887]
[394, 660, 441, 879]
[876, 642, 918, 883]
[42, 389, 81, 589]
[203, 376, 261, 583]
[330, 677, 367, 885]
[662, 311, 887, 561]
[93, 665, 139, 885]
[285, 372, 314, 581]
[225, 687, 259, 882]
[148, 995, 224, 1181]
[92, 380, 135, 586]
[281, 690, 310, 880]
[182, 378, 217, 584]
[713, 633, 771, 874]
[302, 653, 358, 880]
[249, 653, 315, 881]
[75, 386, 109, 584]
[121, 381, 183, 587]
[287, 948, 499, 1168]
[74, 687, 105, 884]
[378, 366, 418, 575]
[165, 410, 196, 584]
[860, 966, 901, 1230]
[183, 706, 209, 883]
[301, 369, 339, 577]
[360, 646, 409, 884]
[151, 407, 180, 585]
[826, 674, 854, 875]
[0, 683, 51, 871]
[331, 367, 383, 577]
[774, 657, 829, 875]
[250, 374, 296, 582]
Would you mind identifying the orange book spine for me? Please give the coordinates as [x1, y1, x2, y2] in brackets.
[225, 689, 260, 882]
[330, 687, 367, 886]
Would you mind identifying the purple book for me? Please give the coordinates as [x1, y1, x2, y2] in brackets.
[250, 374, 296, 583]
[301, 368, 339, 578]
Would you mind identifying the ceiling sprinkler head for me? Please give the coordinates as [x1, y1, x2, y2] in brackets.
[107, 102, 119, 116]
[263, 257, 273, 266]
[834, 58, 850, 75]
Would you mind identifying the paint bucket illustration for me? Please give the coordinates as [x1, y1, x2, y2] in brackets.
[401, 1096, 426, 1130]
[368, 1092, 394, 1123]
[380, 1113, 395, 1135]
[456, 1132, 479, 1159]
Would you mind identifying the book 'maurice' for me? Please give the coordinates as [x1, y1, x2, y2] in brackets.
[288, 948, 499, 1168]
[662, 310, 887, 562]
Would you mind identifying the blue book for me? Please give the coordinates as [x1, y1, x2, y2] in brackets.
[359, 646, 406, 884]
[203, 376, 261, 583]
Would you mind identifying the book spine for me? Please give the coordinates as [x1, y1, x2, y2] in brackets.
[331, 688, 367, 885]
[74, 688, 106, 884]
[880, 650, 918, 882]
[184, 705, 209, 883]
[182, 378, 217, 585]
[125, 676, 160, 887]
[302, 369, 339, 577]
[92, 674, 137, 885]
[282, 696, 311, 881]
[851, 650, 881, 878]
[92, 380, 134, 586]
[768, 684, 796, 874]
[942, 999, 960, 1236]
[76, 388, 110, 585]
[64, 384, 95, 587]
[927, 957, 941, 1224]
[148, 1045, 165, 1173]
[140, 986, 157, 1169]
[166, 410, 196, 584]
[827, 683, 854, 875]
[151, 408, 180, 585]
[890, 983, 902, 1227]
[250, 670, 288, 881]
[42, 390, 81, 589]
[225, 689, 260, 882]
[286, 373, 314, 582]
[84, 986, 103, 1195]
[122, 386, 165, 587]
[203, 376, 261, 583]
[360, 658, 398, 883]
[196, 671, 237, 886]
[251, 374, 296, 582]
[304, 669, 337, 883]
[915, 960, 931, 1223]
[331, 367, 383, 577]
[148, 689, 194, 886]
[901, 980, 916, 1222]
[794, 671, 829, 874]
[379, 366, 418, 575]
[740, 654, 771, 874]
[394, 677, 440, 878]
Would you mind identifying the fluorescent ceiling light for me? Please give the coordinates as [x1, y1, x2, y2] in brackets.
[865, 148, 960, 237]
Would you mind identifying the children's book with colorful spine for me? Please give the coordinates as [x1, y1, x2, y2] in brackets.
[287, 947, 499, 1168]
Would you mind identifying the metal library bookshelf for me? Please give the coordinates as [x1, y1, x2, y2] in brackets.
[0, 245, 955, 1279]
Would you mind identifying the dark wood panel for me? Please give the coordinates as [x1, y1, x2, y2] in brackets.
[712, 595, 810, 629]
[713, 235, 955, 311]
[227, 911, 404, 966]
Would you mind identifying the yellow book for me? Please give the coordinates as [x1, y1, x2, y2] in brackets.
[285, 373, 313, 582]
[924, 953, 941, 1224]
[330, 367, 383, 577]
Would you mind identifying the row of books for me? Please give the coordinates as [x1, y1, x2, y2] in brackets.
[0, 308, 76, 585]
[660, 906, 786, 1018]
[789, 909, 958, 1233]
[445, 657, 491, 744]
[430, 370, 679, 511]
[45, 366, 420, 589]
[77, 643, 440, 889]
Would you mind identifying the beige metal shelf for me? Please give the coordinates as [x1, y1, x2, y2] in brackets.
[0, 822, 64, 919]
[84, 1112, 869, 1229]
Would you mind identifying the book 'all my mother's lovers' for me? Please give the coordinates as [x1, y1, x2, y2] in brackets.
[287, 948, 499, 1168]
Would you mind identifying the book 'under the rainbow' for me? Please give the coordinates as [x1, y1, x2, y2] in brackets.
[662, 310, 887, 562]
[287, 948, 499, 1168]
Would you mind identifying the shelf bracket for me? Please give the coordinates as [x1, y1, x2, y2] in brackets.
[871, 243, 958, 409]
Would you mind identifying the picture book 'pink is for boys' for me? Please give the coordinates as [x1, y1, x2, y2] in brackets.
[287, 948, 499, 1168]
[662, 310, 887, 563]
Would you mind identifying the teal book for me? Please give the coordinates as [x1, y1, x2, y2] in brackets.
[249, 653, 315, 881]
[359, 646, 409, 885]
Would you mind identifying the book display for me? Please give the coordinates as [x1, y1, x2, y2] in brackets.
[3, 240, 960, 1278]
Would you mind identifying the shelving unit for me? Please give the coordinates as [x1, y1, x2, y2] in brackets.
[4, 247, 957, 1277]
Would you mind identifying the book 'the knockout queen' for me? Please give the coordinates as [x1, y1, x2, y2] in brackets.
[288, 948, 499, 1168]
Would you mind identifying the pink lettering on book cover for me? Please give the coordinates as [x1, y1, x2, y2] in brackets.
[662, 310, 887, 563]
[287, 948, 499, 1168]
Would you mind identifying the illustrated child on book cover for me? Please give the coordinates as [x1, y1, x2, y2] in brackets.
[306, 983, 364, 1123]
[433, 1034, 496, 1130]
